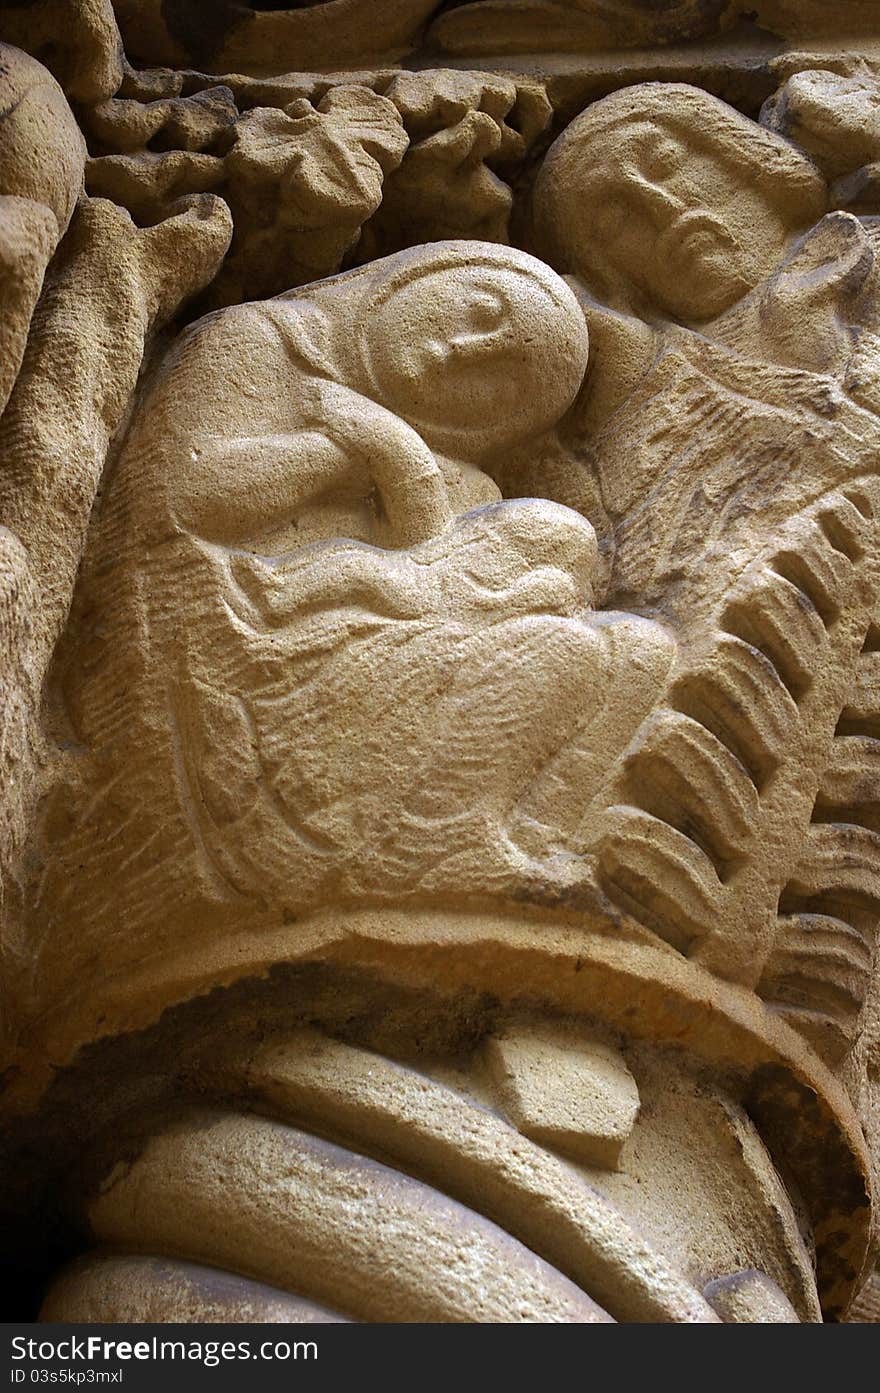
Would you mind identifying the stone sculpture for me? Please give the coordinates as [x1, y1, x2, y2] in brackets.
[0, 44, 84, 419]
[2, 0, 880, 1325]
[532, 84, 880, 1016]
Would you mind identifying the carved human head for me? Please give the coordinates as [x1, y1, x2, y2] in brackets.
[533, 82, 827, 324]
[26, 243, 681, 1056]
[353, 243, 590, 458]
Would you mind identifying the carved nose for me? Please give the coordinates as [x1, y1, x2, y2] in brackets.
[624, 167, 685, 229]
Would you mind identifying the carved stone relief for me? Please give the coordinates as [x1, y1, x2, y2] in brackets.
[2, 0, 880, 1325]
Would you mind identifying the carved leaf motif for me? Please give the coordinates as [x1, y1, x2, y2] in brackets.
[596, 483, 880, 1007]
[358, 70, 551, 257]
[760, 609, 880, 1061]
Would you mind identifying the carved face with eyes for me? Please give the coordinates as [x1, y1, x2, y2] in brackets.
[534, 84, 827, 326]
[32, 243, 675, 1032]
[358, 257, 590, 456]
[569, 122, 790, 322]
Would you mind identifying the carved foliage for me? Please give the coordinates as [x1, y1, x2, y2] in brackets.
[598, 484, 880, 1020]
[358, 70, 551, 257]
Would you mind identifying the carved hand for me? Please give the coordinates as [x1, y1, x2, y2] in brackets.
[311, 379, 453, 546]
[172, 382, 453, 552]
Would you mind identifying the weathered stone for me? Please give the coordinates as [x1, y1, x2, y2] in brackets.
[483, 1023, 640, 1169]
[2, 0, 880, 1327]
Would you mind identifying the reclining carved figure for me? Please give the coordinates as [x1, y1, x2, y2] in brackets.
[4, 79, 880, 1324]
